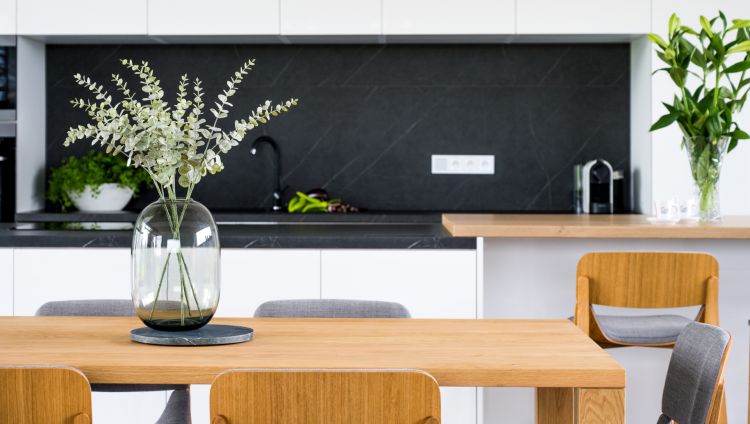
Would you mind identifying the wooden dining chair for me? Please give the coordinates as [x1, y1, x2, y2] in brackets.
[0, 365, 93, 424]
[574, 252, 719, 348]
[36, 300, 192, 424]
[574, 251, 726, 423]
[210, 369, 441, 424]
[657, 322, 731, 424]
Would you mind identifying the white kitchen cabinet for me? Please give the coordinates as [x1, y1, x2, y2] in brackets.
[281, 0, 380, 35]
[0, 249, 11, 315]
[17, 0, 147, 35]
[517, 0, 650, 34]
[0, 0, 15, 35]
[321, 249, 478, 424]
[148, 0, 279, 36]
[13, 248, 131, 315]
[321, 249, 477, 318]
[13, 247, 165, 424]
[383, 0, 514, 35]
[216, 249, 321, 316]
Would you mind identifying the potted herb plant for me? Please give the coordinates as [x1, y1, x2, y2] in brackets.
[47, 150, 151, 212]
[64, 59, 297, 331]
[649, 12, 750, 221]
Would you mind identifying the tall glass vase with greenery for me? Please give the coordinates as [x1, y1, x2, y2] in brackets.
[649, 12, 750, 221]
[64, 59, 298, 330]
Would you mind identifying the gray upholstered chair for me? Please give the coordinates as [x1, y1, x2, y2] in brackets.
[254, 298, 411, 318]
[657, 322, 732, 424]
[36, 299, 192, 424]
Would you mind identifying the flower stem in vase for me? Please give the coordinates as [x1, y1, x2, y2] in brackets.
[178, 251, 204, 319]
[149, 251, 172, 321]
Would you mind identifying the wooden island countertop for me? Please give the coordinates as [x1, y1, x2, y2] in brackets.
[442, 214, 750, 239]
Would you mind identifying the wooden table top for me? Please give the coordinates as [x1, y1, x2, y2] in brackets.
[0, 317, 624, 388]
[442, 213, 750, 239]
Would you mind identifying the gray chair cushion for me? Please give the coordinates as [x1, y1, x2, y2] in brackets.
[254, 299, 411, 318]
[36, 299, 136, 317]
[594, 313, 693, 345]
[36, 299, 191, 423]
[659, 322, 731, 424]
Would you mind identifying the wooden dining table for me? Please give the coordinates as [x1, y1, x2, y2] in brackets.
[0, 317, 625, 423]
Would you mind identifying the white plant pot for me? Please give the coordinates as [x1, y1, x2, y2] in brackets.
[68, 183, 134, 212]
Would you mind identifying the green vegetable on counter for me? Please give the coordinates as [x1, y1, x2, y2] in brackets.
[287, 190, 360, 213]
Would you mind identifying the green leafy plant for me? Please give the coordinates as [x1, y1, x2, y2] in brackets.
[649, 12, 750, 220]
[47, 150, 151, 211]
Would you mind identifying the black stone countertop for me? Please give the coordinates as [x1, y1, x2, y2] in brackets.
[16, 210, 443, 224]
[0, 223, 475, 249]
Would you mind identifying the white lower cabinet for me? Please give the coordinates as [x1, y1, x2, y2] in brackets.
[0, 249, 11, 315]
[215, 249, 321, 317]
[13, 248, 166, 424]
[321, 249, 478, 424]
[320, 249, 477, 318]
[13, 248, 132, 315]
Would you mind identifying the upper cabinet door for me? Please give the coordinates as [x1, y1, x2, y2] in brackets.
[0, 0, 15, 35]
[281, 0, 380, 35]
[383, 0, 515, 35]
[148, 0, 279, 36]
[17, 0, 147, 35]
[517, 0, 650, 34]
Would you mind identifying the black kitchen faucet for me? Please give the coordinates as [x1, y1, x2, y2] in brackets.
[250, 135, 284, 212]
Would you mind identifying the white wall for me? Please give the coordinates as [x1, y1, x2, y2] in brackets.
[15, 36, 45, 213]
[648, 0, 750, 213]
[630, 36, 653, 213]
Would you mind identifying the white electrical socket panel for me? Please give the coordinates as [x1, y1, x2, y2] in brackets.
[431, 155, 495, 175]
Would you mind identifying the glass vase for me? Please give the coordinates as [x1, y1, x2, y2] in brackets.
[683, 136, 729, 222]
[131, 198, 220, 331]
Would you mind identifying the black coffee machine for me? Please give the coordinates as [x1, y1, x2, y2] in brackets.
[578, 159, 614, 214]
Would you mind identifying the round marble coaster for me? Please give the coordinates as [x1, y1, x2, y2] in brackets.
[130, 324, 253, 346]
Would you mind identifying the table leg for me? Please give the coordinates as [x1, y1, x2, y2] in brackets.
[536, 388, 624, 424]
[536, 388, 574, 424]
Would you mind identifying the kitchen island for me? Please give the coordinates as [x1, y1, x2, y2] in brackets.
[442, 213, 750, 423]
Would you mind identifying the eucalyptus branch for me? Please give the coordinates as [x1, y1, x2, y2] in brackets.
[64, 58, 298, 204]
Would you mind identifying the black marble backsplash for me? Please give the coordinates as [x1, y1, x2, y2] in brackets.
[46, 44, 629, 212]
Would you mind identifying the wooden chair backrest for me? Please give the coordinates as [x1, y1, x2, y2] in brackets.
[210, 369, 441, 424]
[0, 366, 92, 424]
[577, 252, 718, 308]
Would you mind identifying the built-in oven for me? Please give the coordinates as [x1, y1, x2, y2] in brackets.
[0, 44, 16, 222]
[0, 122, 14, 222]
